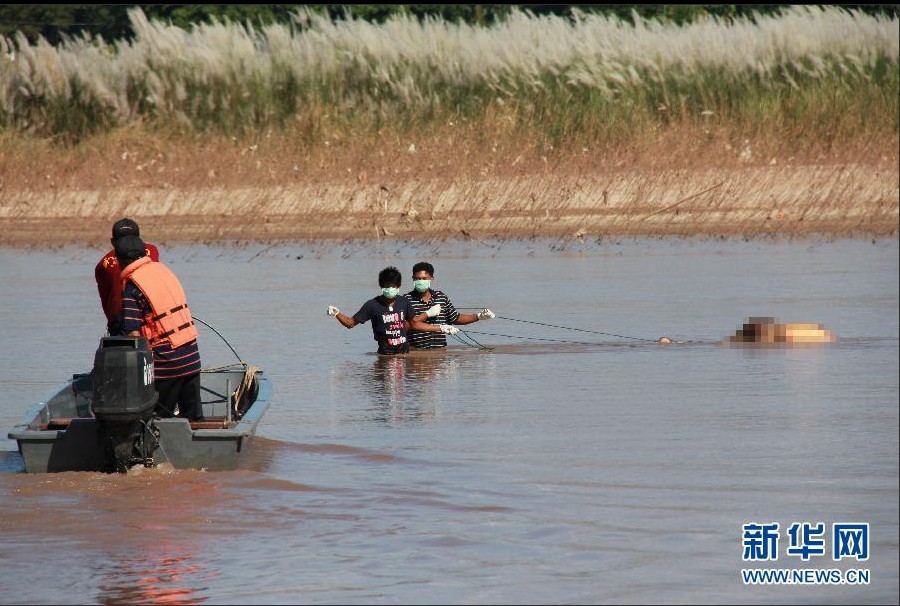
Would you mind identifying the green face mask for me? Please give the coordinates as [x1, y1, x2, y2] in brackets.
[381, 287, 400, 299]
[413, 279, 431, 293]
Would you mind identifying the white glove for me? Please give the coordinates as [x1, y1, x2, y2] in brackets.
[439, 324, 460, 335]
[477, 308, 496, 320]
[327, 305, 340, 317]
[425, 304, 442, 318]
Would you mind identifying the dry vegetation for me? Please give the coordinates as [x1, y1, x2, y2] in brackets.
[0, 7, 897, 246]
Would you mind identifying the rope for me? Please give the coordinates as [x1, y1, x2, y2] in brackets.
[232, 364, 260, 419]
[454, 309, 683, 344]
[190, 316, 259, 418]
[460, 329, 625, 347]
[451, 331, 494, 350]
[199, 363, 259, 418]
[201, 362, 248, 373]
[494, 316, 661, 343]
[192, 315, 244, 363]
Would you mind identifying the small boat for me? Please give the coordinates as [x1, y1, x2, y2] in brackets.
[8, 337, 272, 473]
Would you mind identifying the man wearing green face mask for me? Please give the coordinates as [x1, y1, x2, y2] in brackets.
[406, 261, 496, 349]
[326, 266, 456, 355]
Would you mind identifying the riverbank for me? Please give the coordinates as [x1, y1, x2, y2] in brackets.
[1, 157, 896, 246]
[1, 124, 898, 247]
[1, 6, 896, 246]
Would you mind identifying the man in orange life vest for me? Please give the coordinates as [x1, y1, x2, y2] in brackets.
[96, 218, 159, 335]
[116, 234, 204, 421]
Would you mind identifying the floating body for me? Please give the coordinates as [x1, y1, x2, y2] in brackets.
[726, 317, 836, 346]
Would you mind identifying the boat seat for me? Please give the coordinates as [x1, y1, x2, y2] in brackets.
[190, 418, 229, 430]
[43, 418, 75, 430]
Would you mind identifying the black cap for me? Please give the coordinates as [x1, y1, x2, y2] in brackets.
[112, 218, 140, 239]
[114, 235, 146, 265]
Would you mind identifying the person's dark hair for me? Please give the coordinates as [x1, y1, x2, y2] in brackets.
[112, 217, 140, 239]
[114, 234, 147, 266]
[412, 261, 434, 276]
[378, 266, 402, 288]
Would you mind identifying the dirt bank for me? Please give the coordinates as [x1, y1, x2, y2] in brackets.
[1, 164, 896, 247]
[1, 130, 897, 246]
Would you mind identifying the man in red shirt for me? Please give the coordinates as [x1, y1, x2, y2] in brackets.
[95, 218, 159, 335]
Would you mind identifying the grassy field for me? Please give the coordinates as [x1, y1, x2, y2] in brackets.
[0, 6, 897, 245]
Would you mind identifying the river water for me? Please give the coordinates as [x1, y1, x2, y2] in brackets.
[1, 238, 897, 604]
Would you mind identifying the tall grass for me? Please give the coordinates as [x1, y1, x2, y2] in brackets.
[0, 6, 896, 146]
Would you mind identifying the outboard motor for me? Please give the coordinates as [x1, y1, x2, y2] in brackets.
[91, 337, 158, 472]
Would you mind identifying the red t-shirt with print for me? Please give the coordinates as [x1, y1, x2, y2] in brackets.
[95, 243, 160, 324]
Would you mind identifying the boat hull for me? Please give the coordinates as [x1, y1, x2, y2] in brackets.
[8, 367, 271, 473]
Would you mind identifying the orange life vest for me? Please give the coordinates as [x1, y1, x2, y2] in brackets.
[120, 256, 199, 349]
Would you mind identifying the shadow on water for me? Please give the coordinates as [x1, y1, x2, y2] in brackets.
[349, 352, 469, 424]
[1, 433, 423, 475]
[273, 439, 418, 464]
[0, 450, 24, 473]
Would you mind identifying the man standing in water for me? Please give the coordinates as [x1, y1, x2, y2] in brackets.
[96, 218, 159, 335]
[327, 266, 457, 355]
[117, 234, 203, 421]
[405, 261, 495, 350]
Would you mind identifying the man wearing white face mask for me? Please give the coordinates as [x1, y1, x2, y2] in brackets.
[405, 261, 496, 350]
[327, 266, 455, 355]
